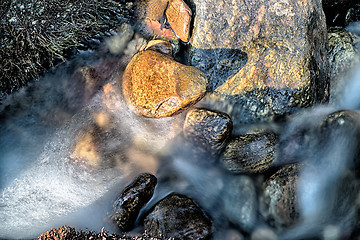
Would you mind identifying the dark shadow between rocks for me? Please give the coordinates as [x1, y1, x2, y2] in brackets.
[188, 48, 248, 91]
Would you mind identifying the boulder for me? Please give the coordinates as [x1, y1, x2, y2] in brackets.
[144, 193, 212, 240]
[221, 175, 257, 232]
[220, 131, 278, 174]
[112, 173, 157, 231]
[328, 28, 360, 104]
[183, 108, 232, 155]
[260, 163, 301, 229]
[190, 0, 329, 125]
[122, 49, 208, 118]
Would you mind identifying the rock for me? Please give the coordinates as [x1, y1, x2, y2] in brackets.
[183, 108, 232, 155]
[220, 131, 278, 174]
[112, 173, 157, 231]
[139, 0, 192, 42]
[141, 39, 174, 55]
[165, 0, 192, 42]
[260, 163, 301, 229]
[318, 110, 360, 174]
[221, 176, 257, 232]
[144, 193, 212, 240]
[189, 0, 329, 125]
[328, 28, 360, 104]
[122, 49, 208, 118]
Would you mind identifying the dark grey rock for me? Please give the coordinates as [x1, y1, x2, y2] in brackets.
[221, 175, 257, 232]
[144, 193, 212, 240]
[183, 108, 233, 155]
[260, 163, 301, 229]
[112, 173, 157, 231]
[220, 131, 278, 174]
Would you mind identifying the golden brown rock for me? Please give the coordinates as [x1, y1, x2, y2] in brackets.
[165, 0, 192, 42]
[142, 0, 177, 40]
[122, 49, 208, 118]
[140, 0, 192, 42]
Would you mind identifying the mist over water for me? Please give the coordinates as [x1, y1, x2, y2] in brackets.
[0, 50, 182, 239]
[1, 26, 360, 240]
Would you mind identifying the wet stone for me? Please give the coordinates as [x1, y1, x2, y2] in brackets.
[318, 110, 360, 174]
[328, 28, 360, 103]
[112, 173, 157, 231]
[144, 193, 212, 240]
[221, 175, 257, 232]
[121, 49, 208, 118]
[183, 108, 233, 155]
[189, 0, 329, 125]
[260, 163, 301, 229]
[220, 131, 278, 174]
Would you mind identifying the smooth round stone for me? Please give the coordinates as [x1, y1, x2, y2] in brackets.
[122, 49, 208, 118]
[220, 131, 278, 174]
[183, 108, 233, 154]
[144, 193, 212, 240]
[112, 173, 157, 231]
[260, 163, 301, 229]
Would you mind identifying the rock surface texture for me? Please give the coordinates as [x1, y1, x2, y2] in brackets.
[122, 49, 208, 118]
[144, 193, 212, 240]
[220, 131, 278, 174]
[183, 108, 232, 154]
[190, 0, 329, 124]
[260, 163, 301, 229]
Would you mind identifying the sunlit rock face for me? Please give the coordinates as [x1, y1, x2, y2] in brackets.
[190, 0, 329, 124]
[122, 49, 208, 118]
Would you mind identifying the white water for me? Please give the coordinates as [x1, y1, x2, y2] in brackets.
[1, 26, 360, 239]
[0, 51, 182, 239]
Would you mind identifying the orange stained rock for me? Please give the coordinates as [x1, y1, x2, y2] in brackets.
[122, 50, 208, 118]
[165, 0, 192, 42]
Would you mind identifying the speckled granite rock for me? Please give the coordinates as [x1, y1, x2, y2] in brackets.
[190, 0, 329, 125]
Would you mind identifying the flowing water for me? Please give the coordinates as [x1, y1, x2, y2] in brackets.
[1, 27, 360, 239]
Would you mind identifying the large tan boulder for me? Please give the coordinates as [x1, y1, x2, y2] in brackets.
[190, 0, 329, 125]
